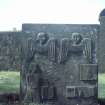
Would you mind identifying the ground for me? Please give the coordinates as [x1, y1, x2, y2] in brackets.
[98, 73, 105, 99]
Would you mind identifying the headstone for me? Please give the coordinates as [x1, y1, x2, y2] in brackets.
[21, 26, 98, 105]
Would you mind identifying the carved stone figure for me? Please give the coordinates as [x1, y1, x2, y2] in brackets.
[71, 32, 93, 64]
[72, 32, 83, 45]
[34, 32, 94, 64]
[21, 31, 97, 105]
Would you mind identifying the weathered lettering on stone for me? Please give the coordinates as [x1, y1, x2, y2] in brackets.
[77, 86, 96, 97]
[66, 86, 96, 98]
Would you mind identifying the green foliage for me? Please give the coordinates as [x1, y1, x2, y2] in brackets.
[0, 71, 20, 93]
[98, 73, 105, 99]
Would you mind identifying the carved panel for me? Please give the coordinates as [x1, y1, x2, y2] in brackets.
[79, 64, 98, 80]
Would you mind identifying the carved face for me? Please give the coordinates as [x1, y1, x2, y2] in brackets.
[37, 32, 49, 45]
[72, 33, 82, 45]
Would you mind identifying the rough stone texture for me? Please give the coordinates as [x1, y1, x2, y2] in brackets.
[20, 24, 98, 105]
[0, 31, 38, 71]
[0, 32, 22, 71]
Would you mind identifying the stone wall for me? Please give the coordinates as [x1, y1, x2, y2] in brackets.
[0, 32, 22, 71]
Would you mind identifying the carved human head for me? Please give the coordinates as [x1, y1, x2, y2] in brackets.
[36, 32, 49, 44]
[72, 33, 83, 44]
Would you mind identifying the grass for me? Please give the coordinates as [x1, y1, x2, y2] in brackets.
[98, 73, 105, 99]
[0, 71, 20, 93]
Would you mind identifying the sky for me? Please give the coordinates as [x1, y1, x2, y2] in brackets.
[0, 0, 104, 31]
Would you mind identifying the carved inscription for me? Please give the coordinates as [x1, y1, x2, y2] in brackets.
[77, 86, 96, 97]
[66, 86, 96, 98]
